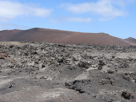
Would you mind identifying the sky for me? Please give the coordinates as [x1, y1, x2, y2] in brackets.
[0, 0, 136, 39]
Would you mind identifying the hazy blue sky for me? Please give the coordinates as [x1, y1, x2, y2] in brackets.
[0, 0, 135, 38]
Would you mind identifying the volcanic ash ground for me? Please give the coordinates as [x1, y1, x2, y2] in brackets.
[0, 42, 136, 102]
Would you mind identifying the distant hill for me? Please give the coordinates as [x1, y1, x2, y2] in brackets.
[125, 37, 136, 44]
[0, 28, 135, 46]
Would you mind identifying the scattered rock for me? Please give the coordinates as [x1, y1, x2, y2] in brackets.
[0, 42, 136, 102]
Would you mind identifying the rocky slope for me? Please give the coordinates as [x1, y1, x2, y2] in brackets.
[0, 42, 136, 102]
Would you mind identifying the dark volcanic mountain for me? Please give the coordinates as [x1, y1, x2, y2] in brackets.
[125, 37, 136, 44]
[0, 28, 135, 46]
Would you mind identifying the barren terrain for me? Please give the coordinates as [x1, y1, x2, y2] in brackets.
[0, 42, 136, 102]
[0, 28, 135, 46]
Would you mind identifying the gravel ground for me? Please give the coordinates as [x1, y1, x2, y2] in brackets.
[0, 42, 136, 102]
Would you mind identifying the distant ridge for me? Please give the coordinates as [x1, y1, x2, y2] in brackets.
[0, 28, 135, 46]
[125, 37, 136, 44]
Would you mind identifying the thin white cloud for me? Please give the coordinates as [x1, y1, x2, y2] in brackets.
[0, 22, 29, 30]
[111, 0, 135, 7]
[61, 0, 134, 21]
[50, 17, 92, 23]
[67, 17, 92, 22]
[0, 1, 52, 21]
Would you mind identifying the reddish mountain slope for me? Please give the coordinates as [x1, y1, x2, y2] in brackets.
[125, 37, 136, 44]
[0, 29, 21, 41]
[0, 28, 134, 46]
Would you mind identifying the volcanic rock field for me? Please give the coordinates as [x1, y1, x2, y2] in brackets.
[0, 42, 136, 102]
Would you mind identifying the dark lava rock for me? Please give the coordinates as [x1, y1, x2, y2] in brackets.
[78, 61, 91, 69]
[99, 77, 115, 86]
[121, 91, 134, 100]
[99, 60, 105, 66]
[8, 84, 13, 88]
[98, 60, 105, 70]
[65, 80, 92, 94]
[107, 70, 114, 74]
[119, 62, 129, 68]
